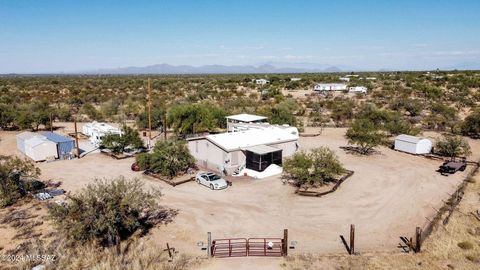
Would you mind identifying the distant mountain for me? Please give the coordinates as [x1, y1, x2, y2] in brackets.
[82, 63, 346, 75]
[445, 62, 480, 71]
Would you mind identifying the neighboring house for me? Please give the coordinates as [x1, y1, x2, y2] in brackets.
[394, 134, 432, 155]
[339, 77, 350, 82]
[187, 125, 299, 175]
[16, 132, 58, 162]
[290, 78, 302, 81]
[40, 131, 76, 160]
[349, 86, 368, 94]
[255, 79, 270, 85]
[82, 122, 122, 146]
[314, 83, 348, 91]
[226, 113, 268, 132]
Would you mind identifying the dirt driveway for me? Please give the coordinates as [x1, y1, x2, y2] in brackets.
[1, 126, 478, 257]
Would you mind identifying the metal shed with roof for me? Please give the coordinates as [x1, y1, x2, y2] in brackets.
[16, 132, 58, 162]
[394, 134, 432, 154]
[40, 131, 76, 160]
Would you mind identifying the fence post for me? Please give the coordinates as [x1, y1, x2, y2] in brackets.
[207, 232, 212, 257]
[283, 229, 288, 256]
[415, 227, 422, 253]
[350, 224, 355, 255]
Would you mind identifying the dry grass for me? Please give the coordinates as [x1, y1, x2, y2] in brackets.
[283, 172, 480, 270]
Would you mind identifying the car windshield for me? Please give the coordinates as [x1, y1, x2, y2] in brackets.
[208, 174, 221, 181]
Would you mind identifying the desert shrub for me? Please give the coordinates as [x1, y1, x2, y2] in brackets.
[345, 118, 386, 154]
[457, 241, 474, 250]
[136, 140, 194, 178]
[461, 109, 480, 138]
[435, 135, 471, 158]
[384, 113, 420, 136]
[100, 125, 144, 153]
[283, 147, 345, 186]
[0, 156, 41, 207]
[49, 177, 172, 247]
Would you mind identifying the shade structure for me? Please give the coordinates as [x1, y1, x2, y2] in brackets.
[245, 145, 282, 172]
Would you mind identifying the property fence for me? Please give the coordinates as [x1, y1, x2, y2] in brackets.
[418, 159, 480, 247]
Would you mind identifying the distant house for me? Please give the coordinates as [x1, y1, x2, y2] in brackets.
[394, 134, 432, 155]
[82, 122, 122, 146]
[346, 74, 359, 77]
[349, 86, 368, 94]
[314, 83, 347, 91]
[226, 113, 268, 132]
[366, 77, 377, 80]
[290, 78, 302, 81]
[255, 79, 270, 85]
[339, 77, 350, 82]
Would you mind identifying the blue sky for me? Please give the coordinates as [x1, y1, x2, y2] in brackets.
[1, 0, 480, 73]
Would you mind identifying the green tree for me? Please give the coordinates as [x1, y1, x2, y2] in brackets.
[136, 139, 195, 178]
[461, 109, 480, 138]
[346, 118, 386, 155]
[0, 103, 16, 129]
[435, 135, 471, 158]
[167, 103, 226, 135]
[100, 125, 144, 154]
[136, 107, 166, 130]
[283, 147, 345, 187]
[48, 177, 170, 247]
[0, 156, 41, 207]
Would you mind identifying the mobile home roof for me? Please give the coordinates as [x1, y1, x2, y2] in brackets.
[206, 126, 298, 152]
[226, 113, 267, 122]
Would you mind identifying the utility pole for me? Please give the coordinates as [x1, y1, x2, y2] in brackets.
[74, 118, 80, 158]
[148, 78, 152, 141]
[163, 111, 167, 140]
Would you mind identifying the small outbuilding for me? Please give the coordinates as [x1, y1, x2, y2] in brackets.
[40, 131, 76, 160]
[16, 132, 58, 162]
[394, 134, 432, 155]
[226, 113, 268, 132]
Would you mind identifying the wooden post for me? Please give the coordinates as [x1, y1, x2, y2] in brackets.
[350, 224, 355, 255]
[207, 232, 212, 257]
[415, 227, 422, 253]
[283, 229, 288, 256]
[49, 113, 53, 131]
[148, 78, 152, 141]
[74, 118, 80, 158]
[166, 242, 173, 258]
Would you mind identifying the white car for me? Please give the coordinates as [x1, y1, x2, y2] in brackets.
[196, 172, 228, 190]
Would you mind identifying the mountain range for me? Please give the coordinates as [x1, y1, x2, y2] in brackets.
[83, 63, 346, 75]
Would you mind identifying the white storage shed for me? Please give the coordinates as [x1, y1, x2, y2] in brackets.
[16, 132, 58, 161]
[394, 134, 432, 155]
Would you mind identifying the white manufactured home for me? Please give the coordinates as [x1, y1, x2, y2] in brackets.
[187, 125, 299, 175]
[255, 79, 270, 85]
[339, 77, 350, 82]
[82, 122, 122, 146]
[394, 134, 432, 155]
[349, 86, 368, 93]
[16, 132, 58, 162]
[314, 83, 347, 91]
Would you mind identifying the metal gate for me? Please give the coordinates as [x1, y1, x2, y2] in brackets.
[247, 238, 283, 257]
[211, 238, 284, 257]
[211, 238, 248, 257]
